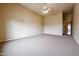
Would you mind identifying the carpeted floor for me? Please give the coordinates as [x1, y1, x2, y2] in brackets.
[0, 34, 79, 56]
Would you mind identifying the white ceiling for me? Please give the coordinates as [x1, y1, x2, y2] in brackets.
[20, 3, 74, 16]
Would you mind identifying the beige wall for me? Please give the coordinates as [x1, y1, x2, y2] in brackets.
[0, 4, 64, 42]
[0, 4, 43, 42]
[72, 4, 79, 44]
[0, 13, 6, 42]
[44, 12, 63, 35]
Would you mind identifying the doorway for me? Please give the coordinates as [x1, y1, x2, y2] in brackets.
[63, 12, 72, 35]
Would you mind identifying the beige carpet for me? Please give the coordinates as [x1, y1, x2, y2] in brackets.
[0, 34, 79, 56]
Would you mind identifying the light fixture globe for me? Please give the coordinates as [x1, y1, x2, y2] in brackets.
[42, 6, 49, 14]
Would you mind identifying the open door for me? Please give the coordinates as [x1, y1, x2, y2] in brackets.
[63, 12, 72, 35]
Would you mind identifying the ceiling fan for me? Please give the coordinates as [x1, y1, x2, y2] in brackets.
[42, 3, 52, 15]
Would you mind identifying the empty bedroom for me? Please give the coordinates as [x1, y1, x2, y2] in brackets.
[0, 3, 79, 56]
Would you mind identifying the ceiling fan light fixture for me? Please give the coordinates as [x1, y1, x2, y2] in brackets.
[42, 10, 48, 14]
[42, 6, 49, 14]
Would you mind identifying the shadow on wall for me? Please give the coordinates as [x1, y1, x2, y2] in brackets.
[0, 6, 6, 42]
[0, 3, 43, 55]
[0, 3, 43, 41]
[0, 5, 6, 55]
[0, 4, 27, 42]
